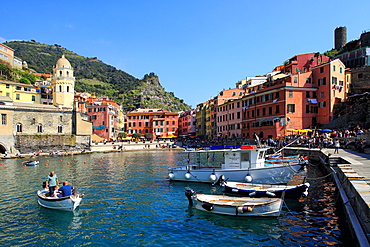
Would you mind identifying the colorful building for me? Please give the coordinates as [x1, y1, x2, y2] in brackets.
[126, 108, 178, 140]
[0, 80, 41, 103]
[214, 54, 349, 140]
[178, 110, 196, 137]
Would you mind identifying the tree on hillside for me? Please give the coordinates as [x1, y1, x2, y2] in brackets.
[0, 63, 13, 80]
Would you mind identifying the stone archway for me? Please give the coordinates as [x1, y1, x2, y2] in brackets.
[0, 144, 7, 154]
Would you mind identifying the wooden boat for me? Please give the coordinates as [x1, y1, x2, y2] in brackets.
[22, 160, 39, 166]
[37, 188, 84, 211]
[185, 189, 283, 217]
[168, 145, 307, 184]
[222, 181, 310, 199]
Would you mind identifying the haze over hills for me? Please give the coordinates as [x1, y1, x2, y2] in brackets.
[4, 41, 191, 112]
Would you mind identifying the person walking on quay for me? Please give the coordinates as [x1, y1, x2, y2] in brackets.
[45, 171, 58, 197]
[334, 139, 340, 154]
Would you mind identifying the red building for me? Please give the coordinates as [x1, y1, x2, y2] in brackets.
[178, 110, 196, 137]
[215, 54, 348, 140]
[126, 108, 179, 140]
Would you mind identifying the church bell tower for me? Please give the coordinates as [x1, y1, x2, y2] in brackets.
[52, 55, 75, 109]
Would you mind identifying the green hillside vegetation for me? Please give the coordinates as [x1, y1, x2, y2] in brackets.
[4, 41, 191, 112]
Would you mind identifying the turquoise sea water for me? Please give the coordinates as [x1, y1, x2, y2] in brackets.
[0, 150, 350, 246]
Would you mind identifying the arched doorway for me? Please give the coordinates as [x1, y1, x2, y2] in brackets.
[0, 144, 7, 154]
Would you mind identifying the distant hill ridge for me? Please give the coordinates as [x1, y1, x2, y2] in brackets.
[5, 41, 191, 112]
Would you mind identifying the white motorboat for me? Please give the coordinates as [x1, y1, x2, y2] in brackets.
[185, 189, 283, 217]
[37, 188, 84, 211]
[168, 145, 306, 184]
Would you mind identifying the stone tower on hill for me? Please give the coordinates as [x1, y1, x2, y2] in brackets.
[52, 55, 75, 109]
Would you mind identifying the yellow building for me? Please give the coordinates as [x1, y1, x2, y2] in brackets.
[0, 81, 41, 103]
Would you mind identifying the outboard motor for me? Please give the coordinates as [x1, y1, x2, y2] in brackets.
[213, 174, 227, 186]
[42, 181, 47, 188]
[185, 189, 195, 206]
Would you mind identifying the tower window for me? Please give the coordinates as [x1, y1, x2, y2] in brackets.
[37, 124, 43, 133]
[67, 86, 70, 92]
[16, 123, 23, 132]
[59, 85, 62, 92]
[59, 71, 62, 77]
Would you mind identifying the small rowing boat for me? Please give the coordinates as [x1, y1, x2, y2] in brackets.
[37, 188, 84, 211]
[222, 181, 310, 199]
[185, 189, 283, 217]
[22, 160, 39, 166]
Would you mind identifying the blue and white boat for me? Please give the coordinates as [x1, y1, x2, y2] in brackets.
[22, 160, 39, 166]
[168, 145, 307, 184]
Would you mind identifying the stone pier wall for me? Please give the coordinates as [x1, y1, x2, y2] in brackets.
[15, 135, 90, 154]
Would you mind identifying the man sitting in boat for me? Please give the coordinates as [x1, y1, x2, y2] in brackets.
[55, 181, 74, 198]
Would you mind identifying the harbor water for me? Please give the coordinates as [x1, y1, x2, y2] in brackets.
[0, 150, 352, 246]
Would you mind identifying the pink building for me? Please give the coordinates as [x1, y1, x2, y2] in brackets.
[178, 110, 196, 137]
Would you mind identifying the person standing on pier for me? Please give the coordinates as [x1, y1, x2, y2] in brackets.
[334, 139, 340, 154]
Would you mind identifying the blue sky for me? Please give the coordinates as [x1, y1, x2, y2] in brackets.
[1, 0, 369, 108]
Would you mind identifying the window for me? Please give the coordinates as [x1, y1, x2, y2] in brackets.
[333, 65, 336, 71]
[1, 114, 7, 125]
[60, 116, 63, 122]
[294, 77, 298, 83]
[306, 105, 310, 113]
[59, 85, 62, 92]
[16, 94, 20, 100]
[289, 91, 293, 97]
[321, 91, 325, 98]
[67, 86, 70, 92]
[58, 125, 63, 133]
[340, 67, 343, 73]
[269, 107, 272, 115]
[358, 73, 363, 79]
[306, 78, 311, 84]
[332, 77, 337, 85]
[320, 67, 324, 73]
[32, 95, 36, 101]
[306, 92, 310, 98]
[275, 105, 280, 114]
[6, 92, 9, 97]
[6, 84, 9, 88]
[37, 124, 43, 133]
[287, 104, 295, 113]
[59, 71, 62, 77]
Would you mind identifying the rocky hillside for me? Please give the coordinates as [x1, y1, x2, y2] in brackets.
[5, 41, 191, 112]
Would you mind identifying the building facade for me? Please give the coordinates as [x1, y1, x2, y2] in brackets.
[126, 108, 178, 140]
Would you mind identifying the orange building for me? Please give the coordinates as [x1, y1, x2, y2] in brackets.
[215, 55, 348, 140]
[126, 108, 178, 140]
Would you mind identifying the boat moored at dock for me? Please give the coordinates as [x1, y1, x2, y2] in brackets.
[168, 145, 306, 184]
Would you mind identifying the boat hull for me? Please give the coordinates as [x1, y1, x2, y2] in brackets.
[37, 189, 83, 211]
[169, 164, 303, 184]
[223, 181, 310, 199]
[193, 194, 282, 217]
[23, 161, 39, 166]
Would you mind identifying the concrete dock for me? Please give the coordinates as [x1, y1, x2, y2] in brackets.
[285, 146, 370, 247]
